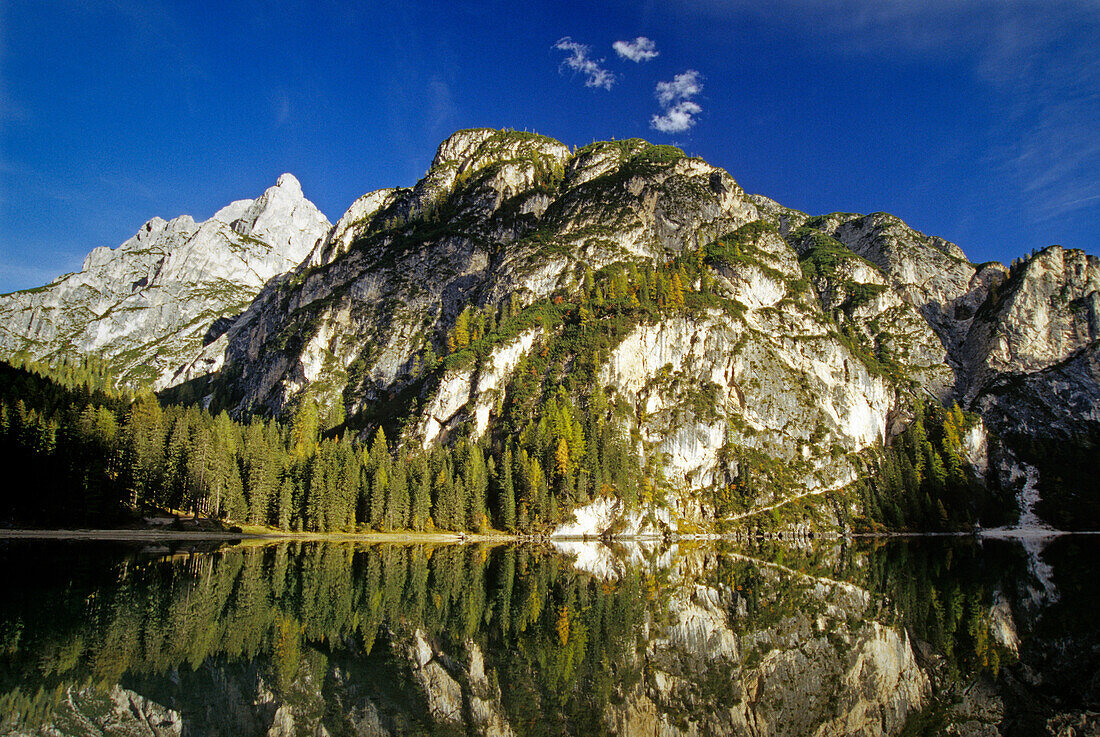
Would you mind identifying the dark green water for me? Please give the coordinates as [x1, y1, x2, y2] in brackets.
[0, 535, 1096, 736]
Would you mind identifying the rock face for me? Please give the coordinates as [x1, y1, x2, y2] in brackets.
[215, 131, 760, 417]
[0, 174, 330, 388]
[963, 247, 1100, 438]
[207, 130, 946, 530]
[3, 127, 1098, 528]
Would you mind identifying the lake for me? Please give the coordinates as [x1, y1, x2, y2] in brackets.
[0, 535, 1096, 736]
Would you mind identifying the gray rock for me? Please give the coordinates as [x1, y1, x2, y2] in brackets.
[0, 175, 330, 388]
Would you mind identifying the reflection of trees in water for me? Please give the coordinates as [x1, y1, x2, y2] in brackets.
[0, 538, 1092, 735]
[0, 542, 652, 732]
[855, 538, 1027, 681]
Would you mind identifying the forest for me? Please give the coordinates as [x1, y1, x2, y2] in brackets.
[0, 223, 1003, 534]
[0, 248, 722, 533]
[852, 401, 1017, 532]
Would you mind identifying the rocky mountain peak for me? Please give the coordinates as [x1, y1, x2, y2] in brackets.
[275, 172, 303, 192]
[431, 128, 500, 169]
[0, 175, 331, 387]
[3, 127, 1098, 532]
[226, 175, 331, 261]
[968, 245, 1100, 380]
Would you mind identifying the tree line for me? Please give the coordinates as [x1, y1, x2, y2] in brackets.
[0, 353, 640, 532]
[853, 400, 1015, 531]
[0, 242, 721, 531]
[0, 542, 650, 733]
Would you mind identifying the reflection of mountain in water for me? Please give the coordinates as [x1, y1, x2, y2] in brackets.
[600, 545, 929, 736]
[0, 537, 1096, 736]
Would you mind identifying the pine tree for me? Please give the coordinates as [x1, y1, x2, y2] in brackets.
[277, 477, 294, 530]
[291, 399, 320, 459]
[366, 428, 390, 528]
[306, 456, 326, 531]
[669, 272, 686, 311]
[385, 458, 410, 531]
[464, 443, 488, 530]
[449, 307, 471, 353]
[432, 465, 452, 530]
[411, 454, 431, 531]
[124, 392, 165, 509]
[451, 478, 467, 531]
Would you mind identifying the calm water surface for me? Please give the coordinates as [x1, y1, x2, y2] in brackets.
[0, 536, 1096, 736]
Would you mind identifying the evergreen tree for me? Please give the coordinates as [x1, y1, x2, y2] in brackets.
[124, 392, 165, 508]
[385, 456, 410, 531]
[497, 446, 517, 531]
[411, 454, 431, 531]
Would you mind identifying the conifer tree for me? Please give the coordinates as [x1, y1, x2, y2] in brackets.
[411, 454, 431, 531]
[385, 457, 410, 531]
[124, 392, 165, 508]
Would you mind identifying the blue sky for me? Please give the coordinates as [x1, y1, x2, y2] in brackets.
[1, 0, 1097, 293]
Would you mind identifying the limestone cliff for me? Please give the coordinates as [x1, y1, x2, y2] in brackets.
[161, 131, 1100, 530]
[0, 174, 330, 388]
[4, 128, 1098, 530]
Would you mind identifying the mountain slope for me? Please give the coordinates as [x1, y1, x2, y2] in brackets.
[3, 128, 1097, 532]
[197, 129, 1050, 532]
[0, 174, 330, 388]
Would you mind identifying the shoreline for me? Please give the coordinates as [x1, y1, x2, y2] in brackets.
[1, 527, 1095, 544]
[0, 528, 517, 543]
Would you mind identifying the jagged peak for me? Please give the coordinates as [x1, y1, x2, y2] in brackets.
[275, 172, 302, 193]
[229, 175, 331, 252]
[1017, 243, 1100, 279]
[253, 174, 315, 210]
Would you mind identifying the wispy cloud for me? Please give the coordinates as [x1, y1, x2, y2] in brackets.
[613, 36, 659, 62]
[554, 37, 615, 90]
[980, 11, 1100, 221]
[427, 76, 458, 130]
[652, 70, 703, 133]
[272, 89, 291, 126]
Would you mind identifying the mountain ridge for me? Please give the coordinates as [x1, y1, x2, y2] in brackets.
[1, 127, 1097, 532]
[0, 173, 331, 388]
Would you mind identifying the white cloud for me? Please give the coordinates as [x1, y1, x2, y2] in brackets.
[613, 36, 659, 62]
[651, 70, 703, 133]
[652, 101, 703, 133]
[554, 37, 616, 90]
[655, 70, 702, 107]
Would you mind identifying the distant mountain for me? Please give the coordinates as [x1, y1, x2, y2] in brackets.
[3, 129, 1097, 532]
[0, 173, 330, 387]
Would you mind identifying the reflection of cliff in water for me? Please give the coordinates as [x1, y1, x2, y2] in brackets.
[0, 536, 1095, 736]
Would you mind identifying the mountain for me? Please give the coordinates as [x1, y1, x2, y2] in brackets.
[2, 128, 1097, 532]
[0, 174, 330, 388]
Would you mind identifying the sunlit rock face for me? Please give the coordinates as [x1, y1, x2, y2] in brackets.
[215, 130, 763, 419]
[0, 174, 330, 388]
[208, 129, 992, 531]
[963, 247, 1100, 440]
[4, 127, 1098, 529]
